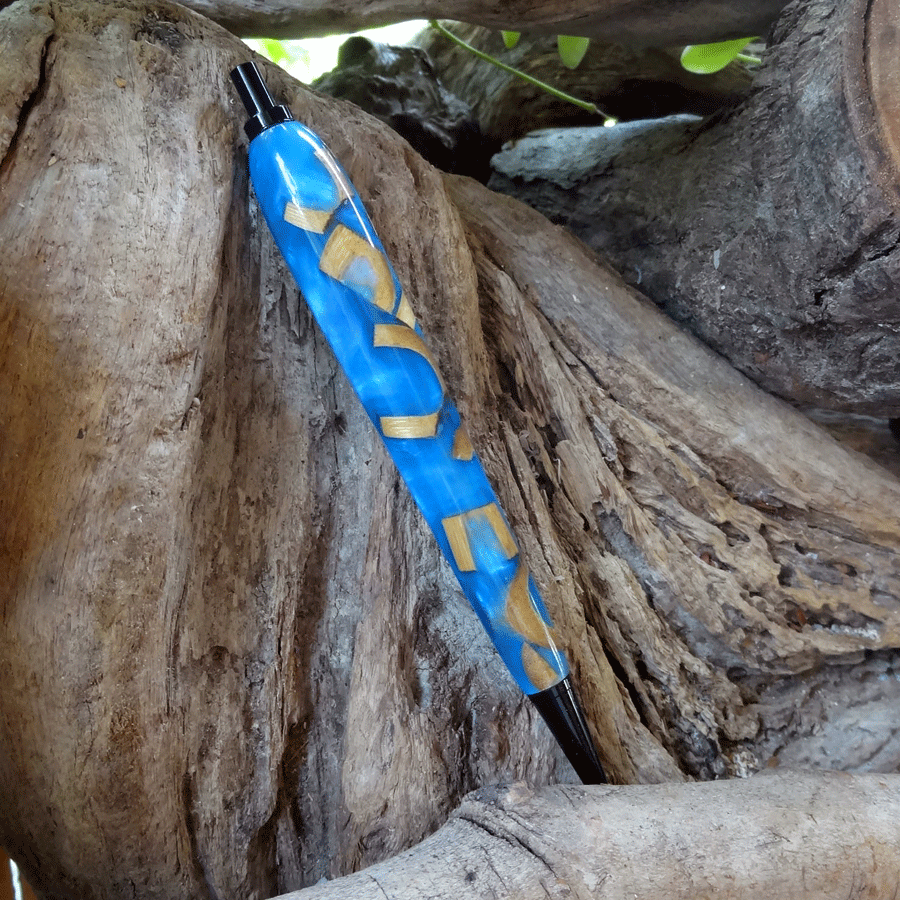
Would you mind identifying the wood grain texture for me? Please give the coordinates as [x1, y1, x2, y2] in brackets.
[0, 5, 569, 899]
[490, 0, 900, 415]
[274, 772, 900, 900]
[449, 174, 900, 780]
[1, 2, 898, 900]
[847, 0, 900, 211]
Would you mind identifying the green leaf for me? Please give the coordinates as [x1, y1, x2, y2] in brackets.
[557, 35, 590, 69]
[680, 38, 755, 74]
[259, 37, 290, 66]
[501, 30, 521, 50]
[429, 20, 607, 118]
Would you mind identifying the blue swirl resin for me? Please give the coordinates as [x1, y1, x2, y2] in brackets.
[247, 122, 567, 695]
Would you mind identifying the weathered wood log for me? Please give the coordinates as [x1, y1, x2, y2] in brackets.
[416, 23, 754, 145]
[309, 27, 752, 180]
[172, 0, 789, 46]
[274, 772, 900, 900]
[311, 36, 495, 180]
[0, 6, 568, 899]
[490, 0, 900, 415]
[1, 2, 899, 900]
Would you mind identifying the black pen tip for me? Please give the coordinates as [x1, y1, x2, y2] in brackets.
[230, 61, 293, 141]
[530, 676, 608, 785]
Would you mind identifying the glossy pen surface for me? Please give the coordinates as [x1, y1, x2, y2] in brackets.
[231, 63, 606, 782]
[247, 116, 568, 696]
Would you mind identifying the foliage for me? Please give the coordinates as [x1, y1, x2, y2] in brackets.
[245, 37, 312, 77]
[680, 38, 758, 74]
[429, 20, 608, 119]
[557, 35, 590, 69]
[245, 21, 426, 83]
[500, 31, 591, 69]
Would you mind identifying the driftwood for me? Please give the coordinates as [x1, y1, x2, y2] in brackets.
[172, 0, 790, 46]
[276, 772, 900, 900]
[311, 36, 494, 180]
[490, 0, 900, 415]
[1, 2, 899, 900]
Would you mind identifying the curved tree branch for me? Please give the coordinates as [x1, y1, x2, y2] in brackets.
[490, 0, 900, 414]
[174, 0, 788, 46]
[275, 772, 900, 900]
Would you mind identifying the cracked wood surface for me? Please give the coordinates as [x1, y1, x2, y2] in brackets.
[275, 772, 900, 900]
[1, 2, 898, 900]
[490, 0, 900, 414]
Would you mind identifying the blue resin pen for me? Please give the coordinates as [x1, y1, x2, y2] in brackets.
[231, 62, 607, 784]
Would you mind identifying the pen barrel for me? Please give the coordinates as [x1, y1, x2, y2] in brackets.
[245, 122, 568, 696]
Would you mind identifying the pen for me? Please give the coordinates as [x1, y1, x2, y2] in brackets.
[230, 61, 607, 785]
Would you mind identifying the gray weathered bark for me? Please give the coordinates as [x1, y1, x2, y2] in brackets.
[1, 3, 898, 900]
[490, 0, 900, 414]
[273, 772, 900, 900]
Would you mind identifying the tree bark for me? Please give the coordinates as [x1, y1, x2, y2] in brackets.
[490, 0, 900, 415]
[171, 0, 789, 46]
[1, 2, 898, 900]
